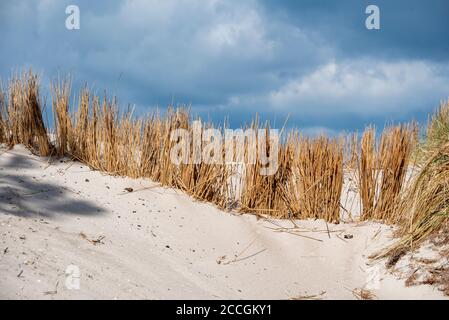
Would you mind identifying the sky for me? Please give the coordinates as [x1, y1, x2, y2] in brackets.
[0, 0, 448, 133]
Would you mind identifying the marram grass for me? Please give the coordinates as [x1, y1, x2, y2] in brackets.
[0, 68, 434, 232]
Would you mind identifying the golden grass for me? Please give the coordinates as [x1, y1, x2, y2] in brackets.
[51, 77, 71, 156]
[296, 136, 344, 223]
[6, 68, 449, 290]
[358, 127, 377, 219]
[0, 68, 432, 230]
[239, 122, 293, 218]
[4, 70, 52, 156]
[373, 124, 416, 223]
[374, 102, 449, 260]
[358, 125, 416, 223]
[0, 81, 6, 144]
[424, 101, 449, 154]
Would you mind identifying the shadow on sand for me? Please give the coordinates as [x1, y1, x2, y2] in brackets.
[0, 149, 106, 218]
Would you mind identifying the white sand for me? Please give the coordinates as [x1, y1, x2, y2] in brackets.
[0, 145, 446, 299]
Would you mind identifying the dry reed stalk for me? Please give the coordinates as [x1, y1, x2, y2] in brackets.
[296, 136, 344, 223]
[99, 96, 119, 173]
[140, 107, 195, 193]
[69, 86, 90, 160]
[73, 93, 142, 177]
[0, 68, 428, 230]
[0, 82, 6, 144]
[373, 124, 416, 222]
[116, 113, 142, 178]
[424, 101, 449, 153]
[188, 163, 229, 208]
[358, 127, 377, 220]
[140, 112, 164, 180]
[239, 122, 291, 218]
[8, 77, 25, 145]
[358, 125, 416, 222]
[373, 143, 449, 260]
[51, 77, 71, 156]
[280, 131, 301, 217]
[83, 94, 103, 170]
[174, 118, 233, 209]
[7, 70, 52, 156]
[352, 288, 377, 300]
[374, 102, 449, 260]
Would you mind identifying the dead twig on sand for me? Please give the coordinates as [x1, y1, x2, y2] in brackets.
[79, 232, 105, 245]
[44, 281, 59, 296]
[271, 229, 323, 242]
[290, 291, 326, 300]
[325, 221, 331, 239]
[218, 239, 267, 265]
[226, 248, 267, 264]
[352, 288, 377, 300]
[117, 185, 160, 195]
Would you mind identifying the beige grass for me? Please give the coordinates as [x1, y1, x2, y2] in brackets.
[296, 135, 344, 223]
[374, 102, 449, 260]
[0, 68, 429, 228]
[5, 70, 52, 155]
[358, 125, 416, 223]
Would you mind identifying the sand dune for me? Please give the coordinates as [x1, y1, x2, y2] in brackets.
[0, 145, 445, 299]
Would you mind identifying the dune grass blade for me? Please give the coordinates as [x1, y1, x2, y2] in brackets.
[374, 102, 449, 260]
[296, 136, 344, 223]
[0, 68, 427, 230]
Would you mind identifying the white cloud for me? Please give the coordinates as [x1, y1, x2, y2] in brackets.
[201, 8, 274, 57]
[268, 60, 449, 115]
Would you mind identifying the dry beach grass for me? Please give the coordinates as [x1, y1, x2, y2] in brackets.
[1, 69, 449, 292]
[0, 69, 422, 224]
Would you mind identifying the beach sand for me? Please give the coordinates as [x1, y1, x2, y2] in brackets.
[0, 145, 445, 299]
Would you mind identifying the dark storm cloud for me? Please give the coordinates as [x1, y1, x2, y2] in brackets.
[0, 0, 448, 133]
[261, 0, 449, 61]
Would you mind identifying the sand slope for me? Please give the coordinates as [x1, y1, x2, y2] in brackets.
[0, 145, 445, 299]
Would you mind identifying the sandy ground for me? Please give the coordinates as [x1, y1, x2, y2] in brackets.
[0, 145, 446, 299]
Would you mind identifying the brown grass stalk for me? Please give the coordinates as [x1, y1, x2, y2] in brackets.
[296, 136, 344, 223]
[0, 68, 426, 231]
[6, 70, 52, 156]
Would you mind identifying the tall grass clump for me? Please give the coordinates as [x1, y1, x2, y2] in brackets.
[278, 131, 301, 218]
[239, 121, 292, 218]
[155, 107, 190, 187]
[65, 89, 144, 178]
[358, 127, 377, 219]
[6, 70, 52, 156]
[0, 68, 428, 228]
[375, 101, 449, 259]
[0, 82, 7, 144]
[51, 77, 71, 156]
[68, 86, 91, 162]
[179, 131, 231, 209]
[140, 110, 232, 208]
[423, 101, 449, 153]
[373, 124, 416, 222]
[358, 125, 415, 223]
[296, 136, 344, 223]
[140, 110, 165, 180]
